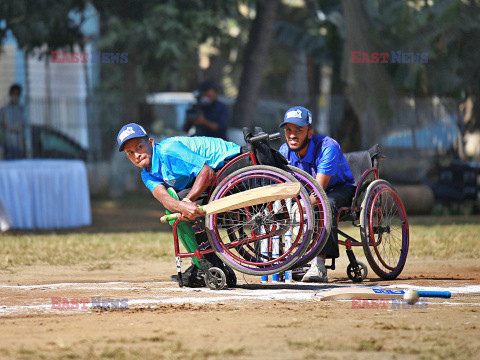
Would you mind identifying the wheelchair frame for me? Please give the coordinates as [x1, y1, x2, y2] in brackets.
[168, 131, 409, 288]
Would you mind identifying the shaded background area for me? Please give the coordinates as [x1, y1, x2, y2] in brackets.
[1, 0, 480, 217]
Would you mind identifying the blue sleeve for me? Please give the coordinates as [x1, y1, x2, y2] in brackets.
[316, 145, 339, 176]
[162, 142, 207, 189]
[279, 143, 289, 158]
[141, 170, 163, 193]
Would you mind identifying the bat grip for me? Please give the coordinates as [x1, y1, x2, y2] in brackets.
[160, 206, 204, 223]
[416, 290, 451, 298]
[160, 213, 179, 223]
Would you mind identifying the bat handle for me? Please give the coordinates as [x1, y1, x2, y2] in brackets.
[160, 213, 180, 223]
[416, 290, 451, 298]
[160, 206, 204, 223]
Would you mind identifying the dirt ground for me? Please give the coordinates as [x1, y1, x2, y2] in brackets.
[1, 201, 479, 360]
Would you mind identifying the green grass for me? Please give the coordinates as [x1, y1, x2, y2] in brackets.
[407, 216, 480, 258]
[2, 210, 480, 270]
[338, 215, 480, 259]
[0, 231, 173, 270]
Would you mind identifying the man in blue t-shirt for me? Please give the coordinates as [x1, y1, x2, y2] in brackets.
[279, 106, 355, 283]
[117, 123, 241, 221]
[117, 123, 241, 286]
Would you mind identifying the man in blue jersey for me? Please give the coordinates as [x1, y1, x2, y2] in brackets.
[279, 106, 355, 283]
[117, 123, 241, 219]
[117, 123, 241, 286]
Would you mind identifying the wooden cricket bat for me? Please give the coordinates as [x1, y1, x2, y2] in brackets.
[160, 182, 301, 223]
[312, 287, 451, 301]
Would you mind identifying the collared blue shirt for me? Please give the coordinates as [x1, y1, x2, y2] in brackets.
[141, 136, 241, 192]
[279, 135, 354, 190]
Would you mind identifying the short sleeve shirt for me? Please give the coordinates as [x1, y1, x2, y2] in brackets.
[279, 135, 354, 190]
[141, 136, 241, 192]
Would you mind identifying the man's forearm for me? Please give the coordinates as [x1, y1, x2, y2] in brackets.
[185, 164, 215, 201]
[152, 185, 184, 212]
[152, 184, 205, 220]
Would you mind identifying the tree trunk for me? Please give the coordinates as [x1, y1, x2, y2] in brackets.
[342, 0, 399, 147]
[232, 0, 280, 128]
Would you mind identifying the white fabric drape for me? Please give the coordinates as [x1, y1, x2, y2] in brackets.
[0, 160, 91, 230]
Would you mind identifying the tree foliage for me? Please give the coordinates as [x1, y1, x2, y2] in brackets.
[91, 0, 241, 92]
[0, 0, 87, 53]
[365, 0, 480, 98]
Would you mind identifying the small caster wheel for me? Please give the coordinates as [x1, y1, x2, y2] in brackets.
[204, 267, 227, 290]
[347, 261, 368, 282]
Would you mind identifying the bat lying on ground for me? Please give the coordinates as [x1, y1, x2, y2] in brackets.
[312, 287, 451, 301]
[160, 182, 301, 223]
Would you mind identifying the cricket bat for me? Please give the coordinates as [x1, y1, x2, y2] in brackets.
[312, 287, 451, 301]
[160, 182, 301, 223]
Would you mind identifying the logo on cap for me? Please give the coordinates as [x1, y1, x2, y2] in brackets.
[286, 109, 303, 119]
[119, 127, 135, 142]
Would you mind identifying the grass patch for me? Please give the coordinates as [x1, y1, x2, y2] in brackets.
[266, 320, 301, 328]
[287, 338, 324, 350]
[140, 336, 165, 343]
[339, 215, 480, 259]
[0, 231, 173, 269]
[407, 216, 480, 258]
[87, 262, 113, 271]
[3, 198, 480, 270]
[356, 338, 383, 351]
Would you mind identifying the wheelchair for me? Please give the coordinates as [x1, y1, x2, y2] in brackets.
[324, 144, 410, 282]
[166, 128, 332, 289]
[166, 129, 408, 289]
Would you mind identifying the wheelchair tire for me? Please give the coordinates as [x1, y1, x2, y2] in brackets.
[360, 180, 409, 280]
[347, 261, 368, 282]
[285, 166, 332, 269]
[205, 165, 314, 276]
[204, 267, 227, 290]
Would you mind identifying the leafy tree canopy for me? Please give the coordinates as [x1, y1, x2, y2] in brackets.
[1, 0, 87, 53]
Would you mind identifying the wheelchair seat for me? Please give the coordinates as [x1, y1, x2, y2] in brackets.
[344, 144, 380, 186]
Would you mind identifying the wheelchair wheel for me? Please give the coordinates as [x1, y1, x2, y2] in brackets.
[360, 180, 409, 280]
[205, 165, 315, 276]
[204, 267, 227, 290]
[347, 261, 368, 282]
[285, 166, 332, 269]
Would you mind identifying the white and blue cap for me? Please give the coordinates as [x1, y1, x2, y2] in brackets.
[280, 106, 313, 128]
[117, 123, 148, 151]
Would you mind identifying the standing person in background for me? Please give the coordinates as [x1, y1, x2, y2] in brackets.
[0, 84, 27, 159]
[183, 80, 229, 140]
[279, 106, 356, 283]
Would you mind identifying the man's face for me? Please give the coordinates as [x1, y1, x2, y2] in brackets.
[200, 88, 217, 105]
[9, 89, 21, 104]
[124, 137, 154, 169]
[283, 123, 313, 152]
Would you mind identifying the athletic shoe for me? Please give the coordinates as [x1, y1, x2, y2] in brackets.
[301, 262, 328, 283]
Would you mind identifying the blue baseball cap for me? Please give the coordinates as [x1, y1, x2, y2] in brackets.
[280, 106, 313, 127]
[117, 123, 148, 151]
